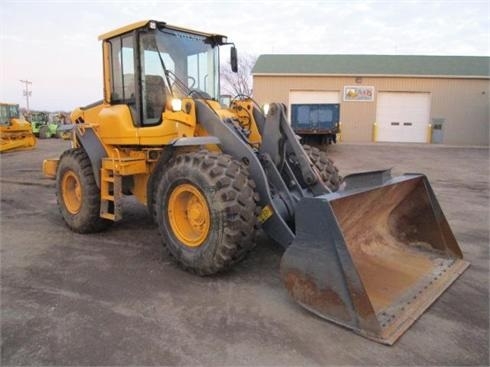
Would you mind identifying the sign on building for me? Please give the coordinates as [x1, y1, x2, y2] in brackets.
[343, 86, 375, 102]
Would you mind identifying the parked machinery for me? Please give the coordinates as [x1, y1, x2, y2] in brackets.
[290, 102, 340, 145]
[43, 20, 468, 344]
[27, 111, 59, 139]
[0, 103, 36, 152]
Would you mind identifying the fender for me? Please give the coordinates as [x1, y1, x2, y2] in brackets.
[75, 125, 107, 188]
[146, 135, 221, 220]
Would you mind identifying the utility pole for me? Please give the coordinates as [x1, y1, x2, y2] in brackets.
[19, 79, 32, 113]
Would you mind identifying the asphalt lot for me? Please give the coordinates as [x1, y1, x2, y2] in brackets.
[1, 139, 489, 366]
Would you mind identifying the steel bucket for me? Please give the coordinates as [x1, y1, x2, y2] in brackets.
[280, 172, 469, 344]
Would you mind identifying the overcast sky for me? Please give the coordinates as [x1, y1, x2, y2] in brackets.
[1, 0, 489, 111]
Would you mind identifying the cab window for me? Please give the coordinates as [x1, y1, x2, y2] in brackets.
[109, 35, 136, 104]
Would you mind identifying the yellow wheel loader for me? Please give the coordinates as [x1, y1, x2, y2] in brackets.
[42, 20, 469, 344]
[1, 103, 37, 153]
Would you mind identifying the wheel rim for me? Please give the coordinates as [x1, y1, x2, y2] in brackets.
[168, 183, 210, 247]
[62, 171, 82, 214]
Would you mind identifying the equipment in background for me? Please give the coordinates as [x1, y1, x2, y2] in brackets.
[27, 111, 59, 139]
[0, 103, 36, 153]
[291, 103, 340, 145]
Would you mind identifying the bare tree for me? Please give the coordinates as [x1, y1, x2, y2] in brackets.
[220, 53, 257, 98]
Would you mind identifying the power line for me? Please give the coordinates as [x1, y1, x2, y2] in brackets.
[19, 79, 32, 113]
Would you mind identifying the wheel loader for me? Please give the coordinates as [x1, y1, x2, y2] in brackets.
[42, 20, 469, 345]
[0, 103, 37, 153]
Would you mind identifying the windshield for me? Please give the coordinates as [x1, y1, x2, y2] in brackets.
[0, 104, 19, 124]
[141, 29, 219, 100]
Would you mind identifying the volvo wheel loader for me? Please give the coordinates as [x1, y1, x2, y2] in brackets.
[1, 103, 37, 153]
[42, 20, 469, 344]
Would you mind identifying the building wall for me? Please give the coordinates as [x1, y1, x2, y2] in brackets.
[252, 75, 489, 145]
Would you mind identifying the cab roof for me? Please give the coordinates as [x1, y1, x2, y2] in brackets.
[98, 20, 226, 41]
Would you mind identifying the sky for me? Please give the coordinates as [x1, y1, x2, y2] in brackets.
[1, 0, 489, 111]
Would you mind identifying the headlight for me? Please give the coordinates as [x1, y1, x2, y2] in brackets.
[263, 103, 270, 115]
[171, 98, 182, 112]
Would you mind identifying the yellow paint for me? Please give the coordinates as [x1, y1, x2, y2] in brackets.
[0, 123, 37, 152]
[42, 159, 58, 178]
[61, 171, 82, 214]
[230, 100, 262, 145]
[337, 122, 342, 143]
[168, 183, 211, 247]
[98, 20, 153, 40]
[96, 105, 139, 145]
[0, 105, 37, 153]
[426, 124, 432, 144]
[372, 122, 378, 142]
[258, 205, 274, 224]
[165, 98, 197, 139]
[102, 41, 112, 103]
[132, 174, 149, 204]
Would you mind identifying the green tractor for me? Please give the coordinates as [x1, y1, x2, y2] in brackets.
[28, 111, 58, 139]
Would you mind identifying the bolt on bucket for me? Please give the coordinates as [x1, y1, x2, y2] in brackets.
[280, 172, 469, 345]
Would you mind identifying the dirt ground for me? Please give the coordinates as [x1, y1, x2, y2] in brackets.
[1, 139, 489, 366]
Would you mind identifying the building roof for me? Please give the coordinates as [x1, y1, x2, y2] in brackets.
[252, 55, 490, 78]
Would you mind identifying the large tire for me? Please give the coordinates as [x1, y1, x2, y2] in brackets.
[155, 150, 258, 275]
[56, 148, 111, 233]
[303, 144, 341, 192]
[38, 125, 49, 139]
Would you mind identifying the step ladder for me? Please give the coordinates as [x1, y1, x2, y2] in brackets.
[100, 167, 123, 221]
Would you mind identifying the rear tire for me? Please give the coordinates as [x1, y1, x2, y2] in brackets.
[39, 125, 49, 139]
[56, 148, 111, 233]
[303, 144, 341, 191]
[155, 150, 258, 275]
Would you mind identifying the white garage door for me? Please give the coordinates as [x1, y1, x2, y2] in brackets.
[376, 92, 431, 143]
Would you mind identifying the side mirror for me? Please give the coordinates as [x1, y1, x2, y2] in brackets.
[230, 46, 238, 73]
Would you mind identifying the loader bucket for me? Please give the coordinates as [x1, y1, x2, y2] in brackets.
[280, 172, 469, 345]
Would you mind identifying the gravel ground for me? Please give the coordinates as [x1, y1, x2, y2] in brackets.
[1, 139, 488, 366]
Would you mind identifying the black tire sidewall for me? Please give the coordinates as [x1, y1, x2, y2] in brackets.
[154, 151, 257, 275]
[159, 174, 224, 266]
[56, 148, 109, 233]
[303, 144, 341, 191]
[39, 125, 49, 139]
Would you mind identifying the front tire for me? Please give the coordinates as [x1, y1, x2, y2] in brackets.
[155, 150, 258, 275]
[56, 148, 111, 233]
[303, 144, 341, 191]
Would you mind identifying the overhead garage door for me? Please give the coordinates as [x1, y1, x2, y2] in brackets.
[376, 92, 431, 143]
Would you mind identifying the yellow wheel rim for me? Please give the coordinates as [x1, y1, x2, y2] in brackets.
[168, 183, 210, 247]
[62, 171, 82, 214]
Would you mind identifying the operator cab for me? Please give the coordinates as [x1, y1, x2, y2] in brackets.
[0, 103, 20, 125]
[99, 20, 236, 127]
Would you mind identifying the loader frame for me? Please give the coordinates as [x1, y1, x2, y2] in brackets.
[42, 20, 469, 345]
